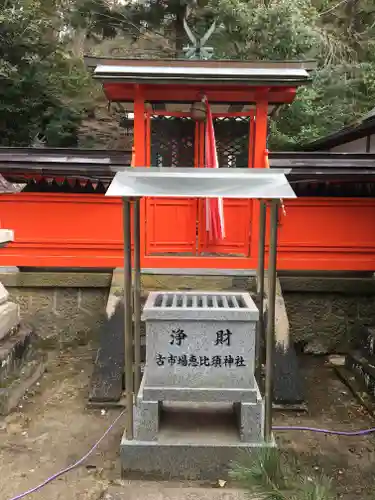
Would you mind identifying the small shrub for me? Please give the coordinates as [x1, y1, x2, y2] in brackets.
[230, 448, 335, 500]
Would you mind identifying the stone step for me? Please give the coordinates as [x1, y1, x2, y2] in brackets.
[104, 483, 250, 500]
[0, 301, 19, 341]
[0, 324, 34, 385]
[345, 350, 375, 397]
[0, 350, 46, 415]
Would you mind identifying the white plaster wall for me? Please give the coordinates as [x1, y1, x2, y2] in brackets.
[330, 136, 367, 152]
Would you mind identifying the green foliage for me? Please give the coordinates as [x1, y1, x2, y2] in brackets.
[112, 0, 375, 149]
[208, 0, 322, 60]
[269, 62, 375, 150]
[231, 448, 335, 500]
[205, 0, 375, 148]
[2, 0, 375, 149]
[231, 448, 287, 499]
[67, 0, 120, 40]
[0, 0, 94, 146]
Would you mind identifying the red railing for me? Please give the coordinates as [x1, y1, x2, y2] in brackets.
[0, 193, 375, 271]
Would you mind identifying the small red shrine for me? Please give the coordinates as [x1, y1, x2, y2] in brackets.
[1, 58, 375, 271]
[93, 58, 310, 270]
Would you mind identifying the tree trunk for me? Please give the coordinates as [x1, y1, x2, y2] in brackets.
[70, 28, 88, 58]
[175, 10, 185, 57]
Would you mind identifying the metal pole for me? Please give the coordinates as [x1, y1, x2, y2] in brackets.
[133, 198, 142, 398]
[256, 201, 266, 381]
[123, 198, 134, 440]
[264, 200, 278, 442]
[257, 201, 266, 295]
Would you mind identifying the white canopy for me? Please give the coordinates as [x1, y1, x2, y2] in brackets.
[105, 167, 296, 199]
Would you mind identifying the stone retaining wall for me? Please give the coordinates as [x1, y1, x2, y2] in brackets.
[281, 277, 375, 354]
[0, 272, 111, 346]
[3, 270, 373, 355]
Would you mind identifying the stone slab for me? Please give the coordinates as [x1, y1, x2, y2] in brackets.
[0, 267, 19, 274]
[89, 302, 124, 403]
[264, 277, 304, 405]
[0, 352, 46, 415]
[142, 386, 259, 403]
[134, 398, 160, 442]
[234, 401, 264, 442]
[0, 324, 34, 384]
[272, 344, 304, 404]
[0, 271, 112, 288]
[121, 437, 274, 480]
[104, 482, 252, 500]
[0, 301, 19, 341]
[0, 282, 9, 305]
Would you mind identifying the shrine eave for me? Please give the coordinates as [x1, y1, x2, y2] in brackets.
[94, 63, 310, 88]
[85, 56, 317, 72]
[0, 148, 131, 183]
[101, 84, 298, 104]
[1, 150, 375, 189]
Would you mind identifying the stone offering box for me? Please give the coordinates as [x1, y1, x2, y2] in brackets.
[142, 291, 259, 402]
[122, 291, 269, 479]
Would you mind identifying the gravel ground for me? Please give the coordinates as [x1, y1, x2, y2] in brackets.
[0, 348, 374, 500]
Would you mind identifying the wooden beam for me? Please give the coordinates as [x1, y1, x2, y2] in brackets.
[228, 104, 244, 112]
[102, 84, 297, 104]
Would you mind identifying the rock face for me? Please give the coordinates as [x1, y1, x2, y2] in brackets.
[282, 277, 375, 355]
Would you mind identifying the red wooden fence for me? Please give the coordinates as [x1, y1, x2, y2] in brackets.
[0, 193, 375, 271]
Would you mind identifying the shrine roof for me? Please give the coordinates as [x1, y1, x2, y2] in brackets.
[86, 56, 316, 72]
[305, 107, 375, 151]
[93, 58, 311, 87]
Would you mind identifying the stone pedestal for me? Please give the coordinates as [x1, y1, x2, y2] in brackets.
[121, 291, 272, 479]
[0, 230, 20, 340]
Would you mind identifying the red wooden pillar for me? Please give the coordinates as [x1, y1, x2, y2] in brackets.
[133, 85, 146, 265]
[251, 98, 268, 264]
[253, 99, 268, 169]
[134, 85, 146, 167]
[248, 117, 255, 170]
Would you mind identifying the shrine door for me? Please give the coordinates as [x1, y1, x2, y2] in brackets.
[143, 114, 256, 270]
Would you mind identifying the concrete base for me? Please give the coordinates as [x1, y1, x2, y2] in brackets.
[104, 482, 252, 500]
[121, 403, 273, 480]
[121, 437, 274, 480]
